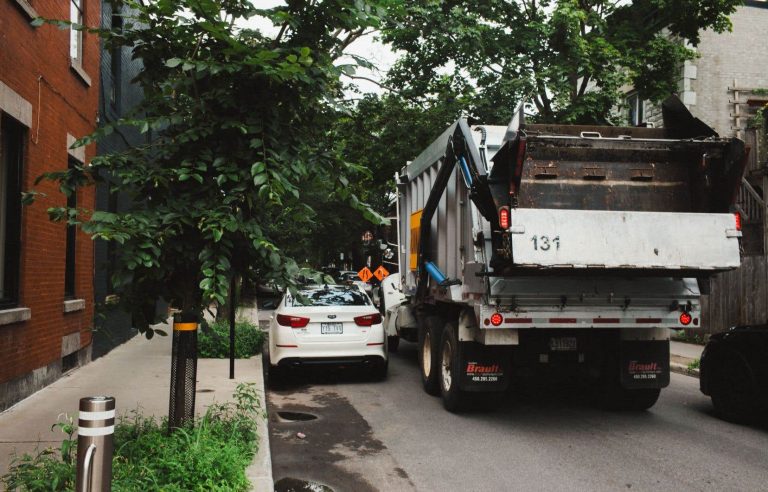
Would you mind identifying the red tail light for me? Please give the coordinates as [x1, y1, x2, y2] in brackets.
[276, 314, 309, 328]
[354, 313, 382, 326]
[734, 212, 742, 231]
[679, 312, 692, 326]
[490, 313, 503, 326]
[499, 206, 510, 230]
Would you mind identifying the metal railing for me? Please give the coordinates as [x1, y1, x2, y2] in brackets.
[736, 178, 765, 224]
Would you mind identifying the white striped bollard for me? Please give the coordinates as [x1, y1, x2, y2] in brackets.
[76, 396, 115, 492]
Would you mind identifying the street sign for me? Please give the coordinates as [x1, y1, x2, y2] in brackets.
[358, 267, 373, 282]
[373, 265, 389, 281]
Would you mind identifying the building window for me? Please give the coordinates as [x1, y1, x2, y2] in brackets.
[64, 158, 77, 299]
[627, 93, 644, 126]
[70, 0, 84, 64]
[0, 115, 24, 308]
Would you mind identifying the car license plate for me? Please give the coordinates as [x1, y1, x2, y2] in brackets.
[549, 337, 577, 351]
[321, 323, 343, 334]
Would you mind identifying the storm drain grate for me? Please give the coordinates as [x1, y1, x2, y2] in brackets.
[277, 411, 318, 422]
[274, 478, 334, 492]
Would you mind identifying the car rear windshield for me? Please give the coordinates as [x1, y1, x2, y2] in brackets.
[287, 288, 371, 307]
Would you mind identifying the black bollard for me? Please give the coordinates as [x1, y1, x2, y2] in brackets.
[168, 314, 198, 431]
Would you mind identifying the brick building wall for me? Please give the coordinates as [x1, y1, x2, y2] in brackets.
[0, 0, 99, 410]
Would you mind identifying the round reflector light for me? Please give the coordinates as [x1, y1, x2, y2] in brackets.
[679, 312, 692, 326]
[490, 313, 503, 326]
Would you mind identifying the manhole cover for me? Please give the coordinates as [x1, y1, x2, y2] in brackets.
[275, 478, 334, 492]
[277, 411, 318, 422]
[196, 389, 214, 393]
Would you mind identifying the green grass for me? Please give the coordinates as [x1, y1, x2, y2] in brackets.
[670, 330, 708, 345]
[687, 358, 701, 371]
[198, 319, 265, 359]
[1, 383, 261, 492]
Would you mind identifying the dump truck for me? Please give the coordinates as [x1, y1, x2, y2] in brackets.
[386, 96, 747, 412]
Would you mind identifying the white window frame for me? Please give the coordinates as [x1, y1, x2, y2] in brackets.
[70, 0, 84, 65]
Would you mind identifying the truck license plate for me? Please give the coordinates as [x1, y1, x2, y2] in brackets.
[549, 337, 577, 351]
[321, 323, 343, 334]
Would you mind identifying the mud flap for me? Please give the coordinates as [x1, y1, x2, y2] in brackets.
[458, 342, 511, 392]
[620, 340, 670, 389]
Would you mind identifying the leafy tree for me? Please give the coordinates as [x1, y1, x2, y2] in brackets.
[382, 0, 741, 124]
[32, 0, 388, 335]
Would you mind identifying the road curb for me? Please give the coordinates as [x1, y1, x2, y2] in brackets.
[671, 361, 700, 379]
[246, 353, 274, 491]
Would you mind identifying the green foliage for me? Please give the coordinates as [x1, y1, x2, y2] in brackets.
[687, 358, 701, 371]
[198, 319, 265, 358]
[671, 330, 708, 345]
[382, 0, 741, 124]
[30, 0, 390, 336]
[1, 383, 261, 491]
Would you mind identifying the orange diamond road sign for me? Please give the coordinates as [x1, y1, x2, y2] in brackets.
[373, 265, 389, 281]
[358, 267, 373, 282]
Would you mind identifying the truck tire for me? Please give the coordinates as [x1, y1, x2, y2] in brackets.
[709, 350, 758, 424]
[419, 316, 442, 396]
[440, 321, 468, 412]
[388, 335, 400, 353]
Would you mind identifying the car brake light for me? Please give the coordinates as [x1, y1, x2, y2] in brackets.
[276, 314, 309, 328]
[679, 312, 692, 326]
[490, 313, 503, 326]
[499, 206, 510, 230]
[354, 313, 382, 326]
[734, 212, 742, 231]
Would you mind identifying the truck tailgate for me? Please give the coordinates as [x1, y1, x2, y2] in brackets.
[509, 208, 740, 271]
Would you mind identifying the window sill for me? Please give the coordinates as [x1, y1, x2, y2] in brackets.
[63, 299, 86, 313]
[14, 0, 38, 20]
[0, 307, 31, 326]
[70, 61, 92, 87]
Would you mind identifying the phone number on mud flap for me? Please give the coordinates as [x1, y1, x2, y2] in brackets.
[632, 374, 658, 380]
[472, 376, 499, 382]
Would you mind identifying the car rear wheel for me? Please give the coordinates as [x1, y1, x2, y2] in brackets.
[709, 351, 758, 424]
[419, 316, 442, 395]
[263, 344, 284, 388]
[370, 358, 388, 381]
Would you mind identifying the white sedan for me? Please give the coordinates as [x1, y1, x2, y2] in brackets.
[266, 285, 388, 383]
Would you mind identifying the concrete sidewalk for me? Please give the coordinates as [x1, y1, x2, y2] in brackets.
[670, 340, 705, 378]
[0, 320, 272, 491]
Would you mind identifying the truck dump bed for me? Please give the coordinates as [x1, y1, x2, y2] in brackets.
[490, 122, 746, 275]
[397, 97, 747, 297]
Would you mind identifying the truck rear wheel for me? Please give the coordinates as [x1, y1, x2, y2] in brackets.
[419, 316, 442, 395]
[440, 321, 468, 412]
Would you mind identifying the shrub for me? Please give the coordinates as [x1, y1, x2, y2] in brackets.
[1, 383, 262, 492]
[198, 320, 265, 359]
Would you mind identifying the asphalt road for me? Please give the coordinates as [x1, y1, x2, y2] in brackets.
[268, 340, 768, 492]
